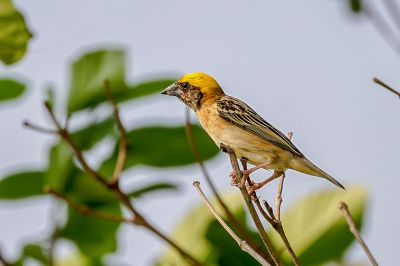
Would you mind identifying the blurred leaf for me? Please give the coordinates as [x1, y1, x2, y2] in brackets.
[45, 85, 56, 110]
[55, 253, 91, 266]
[101, 125, 219, 174]
[0, 171, 44, 199]
[157, 192, 246, 266]
[0, 0, 33, 65]
[45, 142, 76, 192]
[349, 0, 362, 13]
[0, 79, 25, 103]
[70, 117, 115, 150]
[23, 244, 49, 265]
[67, 49, 127, 113]
[65, 172, 116, 204]
[205, 210, 260, 266]
[269, 187, 368, 265]
[127, 182, 178, 198]
[115, 79, 176, 103]
[59, 201, 121, 261]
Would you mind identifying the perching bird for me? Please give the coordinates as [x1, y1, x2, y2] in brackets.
[161, 72, 344, 193]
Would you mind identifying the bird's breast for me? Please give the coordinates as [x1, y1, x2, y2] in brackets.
[196, 103, 292, 170]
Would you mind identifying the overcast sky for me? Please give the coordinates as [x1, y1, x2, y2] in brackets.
[1, 0, 399, 265]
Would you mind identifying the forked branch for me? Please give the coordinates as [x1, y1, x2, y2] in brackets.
[193, 181, 270, 266]
[223, 144, 282, 266]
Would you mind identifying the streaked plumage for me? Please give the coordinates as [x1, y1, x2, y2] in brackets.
[161, 72, 344, 190]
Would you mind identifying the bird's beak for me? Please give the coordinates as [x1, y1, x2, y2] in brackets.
[161, 83, 180, 97]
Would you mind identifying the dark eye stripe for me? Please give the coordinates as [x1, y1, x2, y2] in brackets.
[182, 82, 190, 89]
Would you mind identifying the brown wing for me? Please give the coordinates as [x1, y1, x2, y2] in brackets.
[217, 95, 304, 157]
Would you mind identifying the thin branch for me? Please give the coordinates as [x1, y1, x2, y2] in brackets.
[45, 187, 130, 223]
[275, 132, 292, 221]
[104, 80, 128, 184]
[23, 121, 58, 134]
[275, 173, 285, 222]
[223, 145, 282, 266]
[373, 77, 400, 98]
[193, 181, 271, 266]
[26, 103, 202, 266]
[339, 202, 378, 266]
[184, 108, 267, 259]
[240, 146, 300, 266]
[382, 0, 400, 35]
[364, 2, 400, 55]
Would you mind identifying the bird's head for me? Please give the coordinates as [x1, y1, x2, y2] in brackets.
[161, 72, 225, 110]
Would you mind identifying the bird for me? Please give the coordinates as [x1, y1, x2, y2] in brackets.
[161, 72, 344, 193]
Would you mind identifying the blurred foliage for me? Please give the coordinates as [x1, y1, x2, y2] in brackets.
[0, 47, 220, 265]
[0, 171, 44, 199]
[269, 187, 367, 265]
[158, 187, 368, 266]
[0, 78, 26, 103]
[67, 50, 127, 113]
[0, 0, 32, 65]
[348, 0, 362, 13]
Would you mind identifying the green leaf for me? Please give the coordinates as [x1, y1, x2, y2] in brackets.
[0, 171, 44, 199]
[0, 79, 25, 103]
[115, 79, 176, 103]
[0, 0, 33, 65]
[64, 171, 116, 204]
[127, 182, 178, 198]
[205, 216, 260, 266]
[59, 201, 122, 260]
[70, 117, 115, 150]
[101, 125, 219, 174]
[348, 0, 362, 13]
[23, 244, 49, 265]
[45, 142, 76, 192]
[67, 49, 127, 113]
[269, 187, 368, 265]
[157, 192, 245, 266]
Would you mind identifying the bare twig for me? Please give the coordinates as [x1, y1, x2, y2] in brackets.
[373, 77, 400, 98]
[383, 0, 400, 34]
[275, 132, 292, 221]
[224, 145, 282, 266]
[23, 121, 58, 134]
[184, 108, 267, 259]
[275, 173, 285, 221]
[339, 202, 378, 266]
[364, 3, 400, 55]
[193, 181, 271, 266]
[45, 187, 130, 223]
[104, 80, 128, 184]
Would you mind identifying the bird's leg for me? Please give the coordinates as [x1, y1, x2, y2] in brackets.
[247, 170, 284, 195]
[229, 161, 272, 187]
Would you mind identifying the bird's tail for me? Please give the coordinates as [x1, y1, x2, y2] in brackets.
[290, 157, 345, 189]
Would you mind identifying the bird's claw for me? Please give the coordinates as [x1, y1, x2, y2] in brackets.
[229, 170, 251, 187]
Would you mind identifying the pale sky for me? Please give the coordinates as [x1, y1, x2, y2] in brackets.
[1, 0, 399, 265]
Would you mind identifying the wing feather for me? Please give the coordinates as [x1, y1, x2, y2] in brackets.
[217, 96, 304, 157]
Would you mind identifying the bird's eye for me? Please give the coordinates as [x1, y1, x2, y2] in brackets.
[182, 82, 190, 89]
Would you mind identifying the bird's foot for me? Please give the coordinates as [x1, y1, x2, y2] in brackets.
[247, 181, 267, 196]
[246, 170, 285, 196]
[229, 169, 252, 187]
